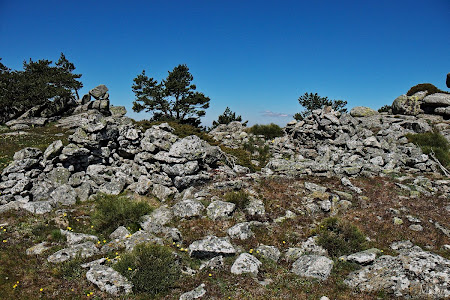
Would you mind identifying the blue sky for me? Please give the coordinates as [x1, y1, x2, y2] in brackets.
[1, 0, 449, 126]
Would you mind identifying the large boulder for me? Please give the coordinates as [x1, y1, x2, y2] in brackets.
[291, 255, 334, 280]
[344, 242, 450, 298]
[392, 93, 426, 115]
[230, 253, 262, 276]
[86, 265, 133, 296]
[89, 84, 109, 100]
[188, 236, 236, 259]
[422, 93, 450, 106]
[350, 106, 378, 117]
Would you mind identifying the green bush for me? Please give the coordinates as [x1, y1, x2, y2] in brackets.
[243, 137, 271, 168]
[249, 123, 284, 140]
[406, 131, 450, 168]
[378, 105, 391, 113]
[406, 83, 449, 96]
[224, 190, 250, 210]
[312, 217, 367, 258]
[113, 243, 180, 295]
[91, 194, 153, 235]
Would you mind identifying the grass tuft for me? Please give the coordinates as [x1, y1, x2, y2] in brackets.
[91, 194, 153, 235]
[406, 131, 450, 168]
[113, 243, 180, 296]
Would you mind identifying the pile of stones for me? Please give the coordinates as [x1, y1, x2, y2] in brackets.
[393, 90, 450, 118]
[0, 112, 227, 214]
[264, 106, 441, 177]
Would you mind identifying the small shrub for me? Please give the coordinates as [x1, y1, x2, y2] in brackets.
[243, 137, 271, 168]
[224, 190, 250, 210]
[312, 217, 367, 258]
[113, 243, 180, 295]
[378, 105, 391, 113]
[406, 83, 449, 96]
[220, 145, 257, 172]
[406, 131, 450, 168]
[91, 194, 153, 235]
[248, 123, 284, 140]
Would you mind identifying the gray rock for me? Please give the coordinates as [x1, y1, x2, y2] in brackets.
[172, 200, 205, 218]
[256, 245, 281, 262]
[227, 222, 254, 240]
[173, 173, 211, 190]
[47, 242, 98, 263]
[162, 161, 199, 177]
[140, 206, 174, 231]
[346, 249, 377, 265]
[60, 229, 98, 245]
[245, 197, 265, 216]
[134, 175, 152, 195]
[344, 244, 450, 298]
[392, 94, 425, 115]
[47, 167, 71, 185]
[179, 283, 206, 300]
[291, 255, 334, 280]
[423, 93, 450, 106]
[199, 256, 224, 270]
[74, 182, 92, 202]
[304, 182, 327, 193]
[231, 253, 262, 276]
[350, 106, 378, 117]
[89, 84, 109, 100]
[207, 200, 235, 220]
[13, 147, 42, 160]
[188, 236, 236, 259]
[50, 184, 77, 206]
[152, 184, 177, 201]
[86, 265, 133, 296]
[22, 201, 53, 214]
[123, 230, 163, 251]
[110, 106, 127, 117]
[99, 178, 126, 195]
[109, 226, 131, 240]
[409, 224, 423, 231]
[169, 135, 222, 164]
[26, 242, 51, 255]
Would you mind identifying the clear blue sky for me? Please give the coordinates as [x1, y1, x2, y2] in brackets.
[1, 0, 449, 126]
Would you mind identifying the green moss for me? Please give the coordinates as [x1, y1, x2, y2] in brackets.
[113, 243, 180, 296]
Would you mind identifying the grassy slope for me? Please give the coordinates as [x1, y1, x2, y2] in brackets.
[0, 123, 449, 299]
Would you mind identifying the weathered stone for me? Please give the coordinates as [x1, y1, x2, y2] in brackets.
[231, 253, 262, 276]
[188, 236, 236, 259]
[13, 147, 42, 161]
[423, 93, 450, 106]
[207, 200, 235, 220]
[152, 184, 177, 201]
[256, 245, 281, 262]
[350, 107, 378, 117]
[227, 222, 254, 240]
[60, 229, 98, 245]
[110, 106, 127, 117]
[291, 255, 334, 280]
[50, 184, 77, 206]
[109, 226, 131, 240]
[89, 84, 109, 100]
[140, 205, 173, 229]
[26, 242, 51, 255]
[22, 201, 53, 214]
[86, 265, 133, 296]
[344, 244, 450, 298]
[47, 242, 98, 263]
[179, 283, 206, 300]
[346, 249, 377, 265]
[245, 197, 265, 216]
[172, 200, 205, 218]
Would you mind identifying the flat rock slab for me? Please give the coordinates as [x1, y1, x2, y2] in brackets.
[86, 265, 132, 296]
[60, 229, 98, 245]
[172, 199, 205, 218]
[291, 255, 334, 280]
[207, 200, 235, 220]
[47, 242, 98, 263]
[26, 242, 51, 255]
[179, 283, 207, 300]
[189, 236, 236, 259]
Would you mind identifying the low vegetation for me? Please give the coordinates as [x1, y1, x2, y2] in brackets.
[248, 123, 284, 140]
[406, 83, 450, 96]
[91, 194, 153, 235]
[224, 190, 250, 210]
[114, 243, 180, 296]
[312, 217, 367, 258]
[406, 131, 450, 168]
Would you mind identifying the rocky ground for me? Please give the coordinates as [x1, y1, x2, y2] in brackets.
[0, 90, 450, 299]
